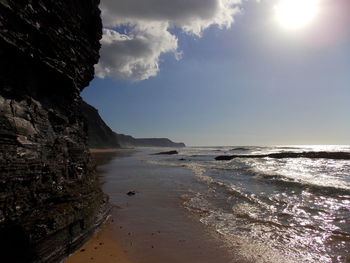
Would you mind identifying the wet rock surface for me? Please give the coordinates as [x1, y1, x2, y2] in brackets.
[127, 191, 136, 196]
[0, 0, 110, 262]
[153, 150, 179, 155]
[215, 151, 350, 160]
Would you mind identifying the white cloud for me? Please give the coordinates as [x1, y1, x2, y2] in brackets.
[96, 0, 242, 81]
[96, 24, 178, 81]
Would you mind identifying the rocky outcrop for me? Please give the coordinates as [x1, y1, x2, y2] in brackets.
[81, 101, 120, 149]
[215, 152, 350, 160]
[81, 101, 186, 148]
[153, 150, 178, 155]
[0, 1, 110, 262]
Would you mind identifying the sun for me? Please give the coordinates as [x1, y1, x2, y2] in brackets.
[275, 0, 320, 30]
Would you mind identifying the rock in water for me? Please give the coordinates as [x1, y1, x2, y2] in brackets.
[0, 1, 110, 262]
[153, 150, 179, 155]
[215, 151, 350, 161]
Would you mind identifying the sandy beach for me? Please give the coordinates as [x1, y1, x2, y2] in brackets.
[66, 150, 133, 263]
[66, 149, 235, 263]
[65, 220, 132, 263]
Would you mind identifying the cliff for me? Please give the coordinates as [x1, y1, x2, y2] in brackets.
[131, 138, 186, 148]
[81, 102, 186, 148]
[81, 101, 120, 149]
[115, 132, 186, 148]
[0, 1, 110, 262]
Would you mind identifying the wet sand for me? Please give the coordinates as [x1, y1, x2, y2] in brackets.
[65, 221, 132, 263]
[66, 149, 236, 263]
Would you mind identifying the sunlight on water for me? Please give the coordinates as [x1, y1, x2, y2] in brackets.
[144, 145, 350, 263]
[243, 158, 350, 190]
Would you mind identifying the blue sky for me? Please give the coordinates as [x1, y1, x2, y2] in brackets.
[83, 0, 350, 146]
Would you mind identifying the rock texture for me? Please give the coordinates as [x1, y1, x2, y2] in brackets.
[0, 1, 110, 262]
[81, 101, 186, 148]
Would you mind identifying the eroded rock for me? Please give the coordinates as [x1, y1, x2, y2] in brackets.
[0, 0, 110, 262]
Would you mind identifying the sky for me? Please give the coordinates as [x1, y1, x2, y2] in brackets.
[82, 0, 350, 146]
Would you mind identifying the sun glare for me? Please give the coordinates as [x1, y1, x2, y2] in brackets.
[275, 0, 319, 30]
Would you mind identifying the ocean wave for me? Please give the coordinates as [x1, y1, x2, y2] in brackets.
[140, 157, 215, 186]
[141, 154, 350, 196]
[215, 151, 350, 161]
[184, 196, 306, 263]
[183, 191, 349, 263]
[230, 147, 250, 151]
[248, 167, 350, 194]
[141, 147, 350, 263]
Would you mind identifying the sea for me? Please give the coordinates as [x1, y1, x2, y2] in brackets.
[141, 145, 350, 263]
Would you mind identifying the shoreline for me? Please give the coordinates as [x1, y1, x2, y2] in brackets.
[66, 149, 236, 263]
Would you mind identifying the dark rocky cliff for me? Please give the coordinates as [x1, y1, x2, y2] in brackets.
[134, 138, 186, 148]
[0, 1, 109, 262]
[81, 101, 120, 149]
[81, 102, 186, 149]
[116, 133, 186, 148]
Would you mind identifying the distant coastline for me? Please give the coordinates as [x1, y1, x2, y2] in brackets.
[81, 101, 185, 149]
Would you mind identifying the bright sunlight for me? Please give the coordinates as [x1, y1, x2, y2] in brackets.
[275, 0, 320, 30]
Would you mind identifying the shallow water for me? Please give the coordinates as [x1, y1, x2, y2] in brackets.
[142, 145, 350, 263]
[97, 150, 237, 263]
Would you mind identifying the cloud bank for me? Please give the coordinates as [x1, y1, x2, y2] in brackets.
[96, 0, 242, 81]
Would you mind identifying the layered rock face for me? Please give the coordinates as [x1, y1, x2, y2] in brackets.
[0, 1, 109, 262]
